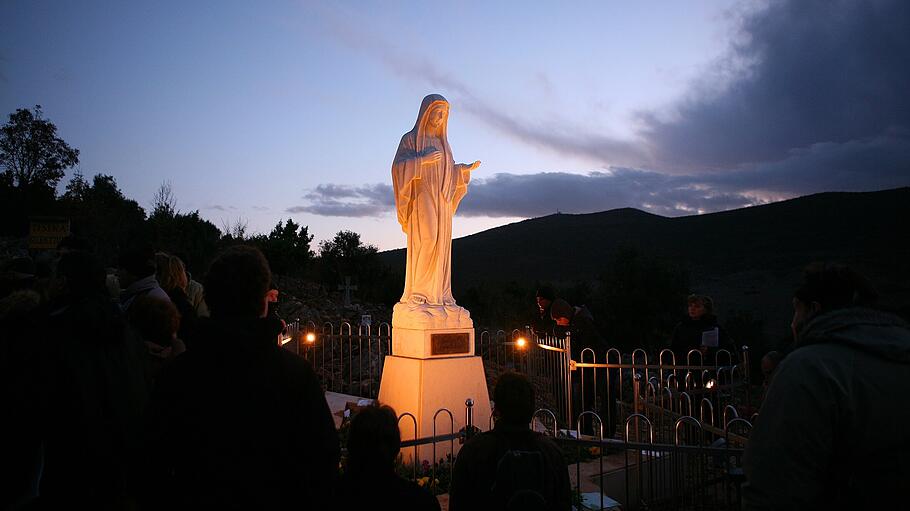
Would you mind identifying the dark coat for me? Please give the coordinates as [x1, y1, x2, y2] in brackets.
[141, 316, 340, 510]
[36, 294, 148, 507]
[336, 470, 440, 511]
[449, 422, 571, 511]
[743, 308, 910, 510]
[555, 305, 606, 359]
[669, 314, 735, 365]
[165, 287, 198, 346]
[531, 303, 556, 337]
[0, 292, 44, 507]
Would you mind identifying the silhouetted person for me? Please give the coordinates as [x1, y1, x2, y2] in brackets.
[531, 285, 557, 337]
[0, 289, 43, 508]
[129, 294, 185, 382]
[744, 263, 910, 510]
[174, 252, 208, 317]
[337, 405, 440, 511]
[450, 372, 571, 511]
[155, 253, 198, 343]
[550, 298, 611, 434]
[32, 250, 148, 508]
[670, 294, 735, 365]
[118, 243, 169, 313]
[266, 280, 286, 333]
[141, 245, 340, 510]
[549, 298, 605, 358]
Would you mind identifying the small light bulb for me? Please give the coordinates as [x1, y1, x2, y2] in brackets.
[305, 332, 316, 343]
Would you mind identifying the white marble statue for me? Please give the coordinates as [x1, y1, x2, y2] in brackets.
[391, 94, 480, 328]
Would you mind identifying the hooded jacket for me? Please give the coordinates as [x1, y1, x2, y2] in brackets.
[120, 274, 170, 312]
[743, 307, 910, 510]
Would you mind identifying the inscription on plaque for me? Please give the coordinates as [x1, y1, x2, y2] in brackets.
[431, 332, 470, 355]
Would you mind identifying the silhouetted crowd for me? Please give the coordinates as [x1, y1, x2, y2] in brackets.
[526, 263, 910, 509]
[2, 236, 908, 510]
[0, 239, 571, 510]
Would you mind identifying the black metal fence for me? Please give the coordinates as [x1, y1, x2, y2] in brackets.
[391, 401, 750, 510]
[280, 320, 391, 398]
[280, 322, 757, 435]
[280, 322, 758, 509]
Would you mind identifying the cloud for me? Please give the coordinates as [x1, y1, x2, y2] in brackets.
[457, 101, 652, 169]
[206, 204, 238, 212]
[458, 170, 759, 217]
[710, 130, 910, 195]
[287, 183, 394, 217]
[290, 169, 763, 219]
[294, 128, 910, 218]
[318, 4, 648, 169]
[312, 0, 910, 219]
[640, 0, 910, 172]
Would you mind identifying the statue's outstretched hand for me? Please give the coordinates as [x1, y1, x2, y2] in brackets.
[466, 160, 481, 171]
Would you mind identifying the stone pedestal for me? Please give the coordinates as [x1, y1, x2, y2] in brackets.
[378, 304, 492, 463]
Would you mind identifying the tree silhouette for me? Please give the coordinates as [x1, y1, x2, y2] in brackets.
[151, 181, 178, 218]
[60, 173, 147, 264]
[144, 184, 220, 273]
[0, 105, 79, 191]
[250, 219, 315, 277]
[317, 230, 382, 297]
[0, 105, 80, 234]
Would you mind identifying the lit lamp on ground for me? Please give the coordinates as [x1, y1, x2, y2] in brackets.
[516, 337, 527, 349]
[305, 332, 316, 344]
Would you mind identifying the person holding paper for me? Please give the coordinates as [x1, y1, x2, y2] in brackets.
[670, 294, 735, 365]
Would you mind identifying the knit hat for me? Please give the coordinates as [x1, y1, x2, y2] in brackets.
[549, 298, 573, 321]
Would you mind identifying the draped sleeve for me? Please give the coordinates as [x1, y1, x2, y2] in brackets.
[451, 164, 471, 214]
[391, 131, 420, 232]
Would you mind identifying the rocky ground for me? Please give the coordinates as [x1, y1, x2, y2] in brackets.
[270, 274, 393, 327]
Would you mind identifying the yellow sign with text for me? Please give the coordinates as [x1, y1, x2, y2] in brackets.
[28, 217, 71, 250]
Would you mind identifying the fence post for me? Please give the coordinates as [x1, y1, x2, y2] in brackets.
[465, 398, 476, 441]
[742, 345, 751, 409]
[565, 332, 573, 430]
[633, 372, 642, 442]
[526, 325, 534, 378]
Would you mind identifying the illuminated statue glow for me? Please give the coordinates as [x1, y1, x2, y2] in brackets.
[391, 94, 480, 327]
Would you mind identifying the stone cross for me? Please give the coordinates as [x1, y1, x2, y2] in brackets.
[338, 276, 357, 307]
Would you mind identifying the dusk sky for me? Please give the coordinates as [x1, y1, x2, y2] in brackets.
[2, 0, 908, 250]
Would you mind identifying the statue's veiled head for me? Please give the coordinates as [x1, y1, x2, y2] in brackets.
[415, 94, 449, 138]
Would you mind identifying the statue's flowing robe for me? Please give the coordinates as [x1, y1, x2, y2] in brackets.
[392, 95, 470, 306]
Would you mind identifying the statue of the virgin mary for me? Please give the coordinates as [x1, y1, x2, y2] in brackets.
[391, 94, 480, 328]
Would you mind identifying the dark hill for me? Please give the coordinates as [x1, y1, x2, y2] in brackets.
[380, 187, 910, 342]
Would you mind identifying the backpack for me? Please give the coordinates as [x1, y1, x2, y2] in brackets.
[491, 448, 548, 510]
